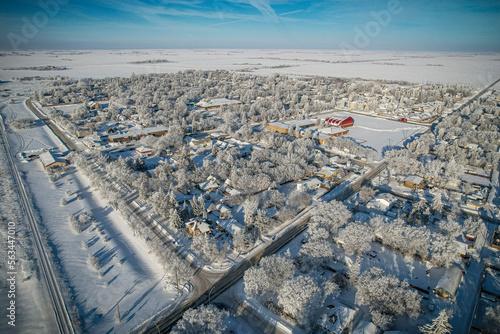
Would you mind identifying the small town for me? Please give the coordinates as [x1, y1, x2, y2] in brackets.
[1, 1, 500, 333]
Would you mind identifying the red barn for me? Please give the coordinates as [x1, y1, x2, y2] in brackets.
[325, 116, 354, 128]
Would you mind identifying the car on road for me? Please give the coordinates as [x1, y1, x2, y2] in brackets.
[398, 117, 408, 122]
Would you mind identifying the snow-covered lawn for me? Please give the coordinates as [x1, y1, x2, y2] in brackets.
[316, 111, 427, 159]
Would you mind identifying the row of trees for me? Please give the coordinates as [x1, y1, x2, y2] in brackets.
[71, 152, 193, 287]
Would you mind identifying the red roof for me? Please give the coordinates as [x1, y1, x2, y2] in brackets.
[325, 116, 354, 127]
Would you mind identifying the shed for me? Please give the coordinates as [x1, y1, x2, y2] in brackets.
[433, 265, 463, 299]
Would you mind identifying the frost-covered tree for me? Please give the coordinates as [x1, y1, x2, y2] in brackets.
[243, 198, 259, 229]
[277, 275, 323, 328]
[432, 192, 444, 214]
[356, 267, 421, 330]
[191, 236, 227, 264]
[87, 253, 100, 271]
[418, 309, 452, 334]
[295, 239, 335, 272]
[233, 231, 254, 253]
[171, 304, 229, 334]
[168, 208, 183, 230]
[484, 304, 500, 334]
[311, 200, 351, 238]
[430, 232, 460, 267]
[337, 222, 372, 256]
[244, 254, 295, 302]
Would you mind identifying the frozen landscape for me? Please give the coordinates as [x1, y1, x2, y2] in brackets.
[0, 47, 499, 334]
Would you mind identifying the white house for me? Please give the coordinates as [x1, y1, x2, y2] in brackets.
[316, 302, 357, 334]
[365, 193, 397, 215]
[198, 179, 220, 193]
[216, 219, 244, 236]
[211, 203, 232, 220]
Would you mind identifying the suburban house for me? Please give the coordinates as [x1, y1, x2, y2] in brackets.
[365, 193, 397, 215]
[39, 151, 67, 169]
[186, 134, 213, 148]
[315, 166, 340, 180]
[186, 220, 212, 237]
[216, 219, 244, 236]
[316, 302, 357, 334]
[403, 175, 426, 189]
[210, 203, 232, 220]
[433, 265, 463, 299]
[195, 98, 242, 111]
[108, 125, 169, 142]
[135, 146, 153, 157]
[88, 101, 103, 110]
[198, 178, 220, 193]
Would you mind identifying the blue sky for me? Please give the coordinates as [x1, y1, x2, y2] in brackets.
[1, 0, 499, 51]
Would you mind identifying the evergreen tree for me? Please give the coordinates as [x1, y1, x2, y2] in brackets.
[419, 309, 452, 334]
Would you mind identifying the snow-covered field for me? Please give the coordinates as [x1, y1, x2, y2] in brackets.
[316, 111, 428, 159]
[1, 49, 499, 87]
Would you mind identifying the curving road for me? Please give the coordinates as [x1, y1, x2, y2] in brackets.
[0, 116, 75, 334]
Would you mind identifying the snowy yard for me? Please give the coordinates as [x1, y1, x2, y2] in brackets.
[316, 111, 428, 160]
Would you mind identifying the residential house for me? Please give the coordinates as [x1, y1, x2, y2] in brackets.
[403, 175, 425, 189]
[88, 101, 103, 110]
[316, 166, 340, 180]
[216, 219, 244, 236]
[316, 302, 357, 334]
[186, 220, 212, 237]
[365, 193, 397, 215]
[211, 203, 232, 220]
[198, 178, 220, 193]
